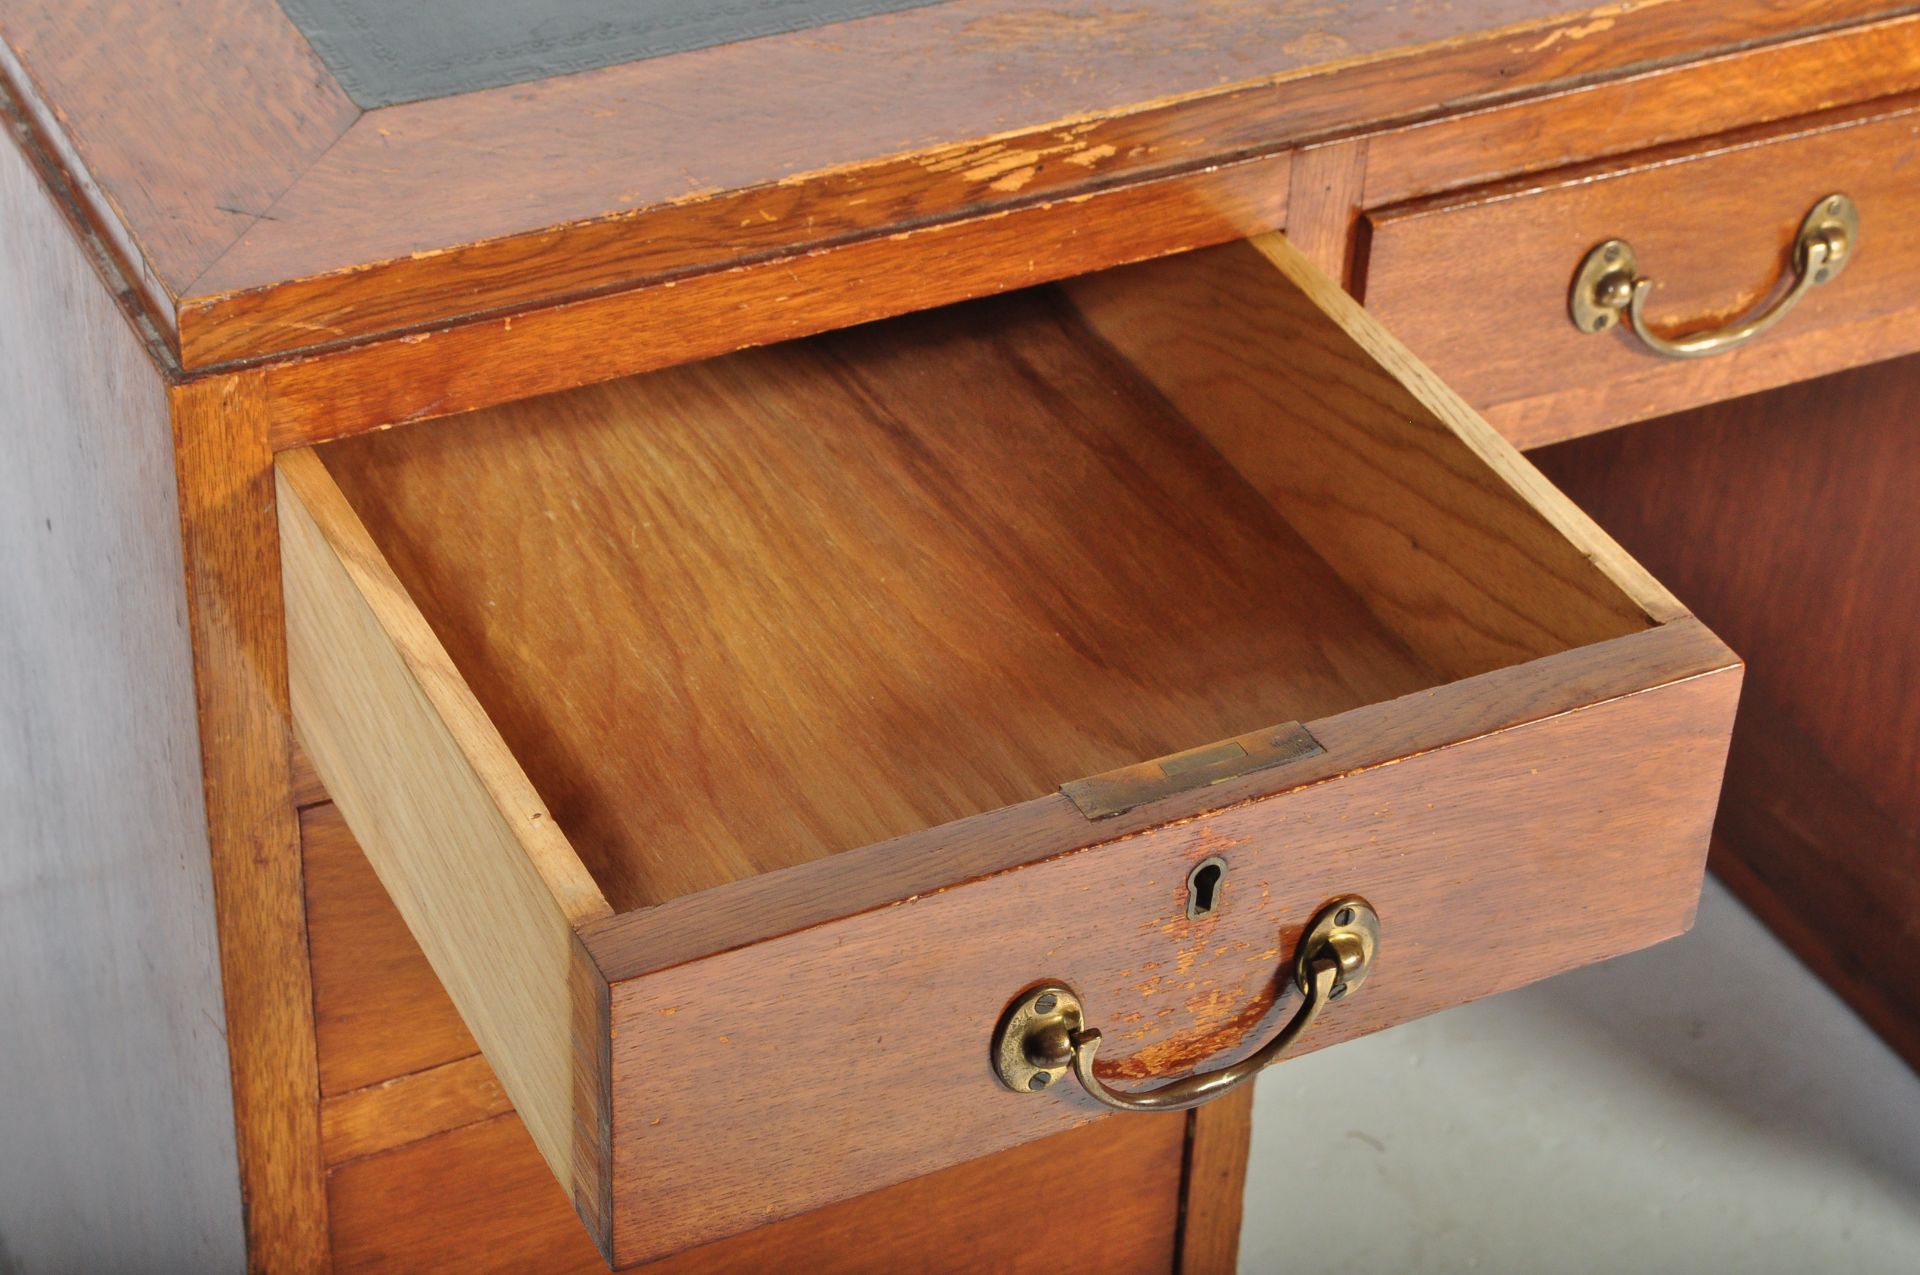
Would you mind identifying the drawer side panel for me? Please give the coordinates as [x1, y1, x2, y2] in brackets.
[277, 448, 616, 1253]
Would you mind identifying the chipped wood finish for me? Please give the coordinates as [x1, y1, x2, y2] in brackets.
[260, 154, 1290, 450]
[18, 4, 1896, 1267]
[1358, 12, 1920, 209]
[307, 768, 1269, 1261]
[309, 774, 1262, 1241]
[1363, 94, 1920, 447]
[3, 0, 1913, 367]
[584, 630, 1736, 1263]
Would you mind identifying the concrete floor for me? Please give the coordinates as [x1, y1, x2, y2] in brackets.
[1239, 878, 1920, 1273]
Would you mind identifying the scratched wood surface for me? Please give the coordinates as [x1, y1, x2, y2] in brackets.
[4, 0, 1909, 365]
[307, 774, 1250, 1275]
[9, 5, 1891, 1269]
[242, 10, 1920, 457]
[1358, 13, 1920, 210]
[260, 156, 1292, 450]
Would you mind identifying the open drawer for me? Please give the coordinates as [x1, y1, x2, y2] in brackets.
[279, 234, 1739, 1267]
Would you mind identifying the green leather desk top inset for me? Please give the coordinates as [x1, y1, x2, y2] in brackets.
[278, 0, 945, 107]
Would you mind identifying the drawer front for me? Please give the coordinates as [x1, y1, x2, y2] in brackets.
[280, 232, 1739, 1266]
[584, 641, 1733, 1260]
[1362, 96, 1920, 447]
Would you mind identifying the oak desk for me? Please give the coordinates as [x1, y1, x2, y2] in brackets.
[1, 2, 1910, 1270]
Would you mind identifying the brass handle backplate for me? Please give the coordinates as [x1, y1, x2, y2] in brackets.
[1569, 193, 1857, 359]
[991, 895, 1378, 1112]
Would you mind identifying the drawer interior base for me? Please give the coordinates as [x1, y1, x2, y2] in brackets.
[315, 247, 1648, 912]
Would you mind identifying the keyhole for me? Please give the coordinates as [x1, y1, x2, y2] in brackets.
[1186, 856, 1227, 919]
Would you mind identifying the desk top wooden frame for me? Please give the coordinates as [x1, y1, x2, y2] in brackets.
[2, 0, 1914, 370]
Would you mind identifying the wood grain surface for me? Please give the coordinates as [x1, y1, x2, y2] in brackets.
[290, 738, 328, 809]
[1285, 141, 1370, 288]
[591, 641, 1737, 1262]
[1178, 1084, 1257, 1275]
[292, 237, 1737, 1261]
[328, 1109, 1184, 1275]
[311, 775, 1242, 1229]
[318, 282, 1436, 911]
[306, 780, 1253, 1259]
[0, 0, 356, 323]
[261, 154, 1291, 450]
[279, 446, 614, 1233]
[171, 372, 335, 1273]
[6, 0, 1911, 366]
[321, 1054, 512, 1168]
[161, 0, 1920, 365]
[1364, 94, 1920, 446]
[1533, 352, 1920, 1070]
[5, 6, 1854, 1269]
[1712, 696, 1920, 1071]
[1360, 12, 1920, 209]
[246, 23, 1920, 455]
[0, 121, 245, 1274]
[1065, 235, 1668, 681]
[302, 801, 478, 1096]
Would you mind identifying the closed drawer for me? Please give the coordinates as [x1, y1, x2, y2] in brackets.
[1362, 95, 1920, 448]
[278, 233, 1739, 1267]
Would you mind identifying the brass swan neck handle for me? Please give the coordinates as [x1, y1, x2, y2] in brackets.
[991, 895, 1378, 1113]
[1570, 193, 1857, 360]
